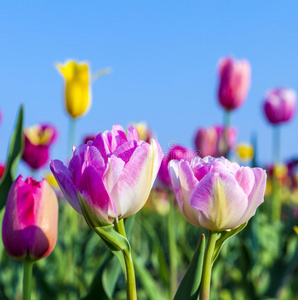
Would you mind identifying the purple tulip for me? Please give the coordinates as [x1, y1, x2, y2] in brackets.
[218, 57, 251, 111]
[50, 125, 164, 224]
[158, 145, 197, 187]
[194, 125, 237, 158]
[2, 176, 58, 261]
[22, 124, 57, 170]
[169, 156, 266, 231]
[263, 88, 296, 125]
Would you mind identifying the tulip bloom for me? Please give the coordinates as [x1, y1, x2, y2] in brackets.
[263, 88, 296, 125]
[235, 143, 254, 162]
[158, 145, 197, 187]
[0, 163, 5, 179]
[57, 60, 91, 119]
[22, 124, 57, 170]
[194, 126, 237, 158]
[169, 156, 266, 231]
[2, 176, 58, 261]
[50, 125, 163, 224]
[218, 57, 251, 111]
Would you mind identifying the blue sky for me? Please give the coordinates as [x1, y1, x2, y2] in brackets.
[1, 1, 298, 176]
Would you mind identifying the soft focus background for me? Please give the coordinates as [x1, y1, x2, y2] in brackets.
[1, 1, 298, 171]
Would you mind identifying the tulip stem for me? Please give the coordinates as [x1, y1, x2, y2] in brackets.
[199, 231, 218, 300]
[23, 260, 33, 300]
[68, 118, 76, 158]
[115, 219, 137, 300]
[273, 125, 280, 165]
[223, 110, 231, 158]
[168, 192, 178, 298]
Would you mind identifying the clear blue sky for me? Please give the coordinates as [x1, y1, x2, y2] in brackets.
[1, 1, 298, 177]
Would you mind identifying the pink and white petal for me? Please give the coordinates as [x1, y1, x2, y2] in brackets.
[235, 167, 254, 196]
[178, 160, 201, 227]
[190, 172, 248, 230]
[127, 125, 140, 142]
[168, 160, 182, 208]
[84, 145, 106, 175]
[237, 168, 266, 224]
[92, 133, 109, 162]
[113, 140, 138, 163]
[84, 164, 112, 222]
[50, 160, 81, 214]
[116, 139, 163, 219]
[110, 125, 128, 152]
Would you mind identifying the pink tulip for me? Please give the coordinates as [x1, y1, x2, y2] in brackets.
[158, 145, 197, 187]
[2, 176, 58, 261]
[0, 163, 5, 179]
[263, 88, 296, 125]
[218, 57, 251, 111]
[169, 156, 266, 231]
[194, 125, 237, 158]
[22, 124, 57, 170]
[50, 125, 163, 224]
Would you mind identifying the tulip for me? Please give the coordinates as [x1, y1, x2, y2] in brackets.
[235, 143, 254, 162]
[158, 145, 196, 187]
[50, 125, 163, 225]
[169, 156, 266, 231]
[132, 122, 153, 143]
[56, 60, 91, 119]
[0, 163, 5, 180]
[218, 57, 251, 111]
[263, 88, 296, 125]
[22, 124, 57, 170]
[194, 125, 237, 158]
[2, 175, 58, 261]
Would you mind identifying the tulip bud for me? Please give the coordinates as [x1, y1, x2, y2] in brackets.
[56, 60, 91, 119]
[158, 145, 196, 187]
[22, 124, 57, 170]
[2, 176, 58, 261]
[263, 88, 296, 125]
[218, 57, 251, 111]
[169, 156, 266, 231]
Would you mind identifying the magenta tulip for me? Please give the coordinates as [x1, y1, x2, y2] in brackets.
[194, 125, 237, 158]
[263, 88, 296, 125]
[50, 125, 163, 224]
[169, 156, 266, 231]
[22, 124, 57, 170]
[158, 145, 197, 187]
[2, 176, 58, 261]
[0, 163, 5, 180]
[218, 57, 251, 111]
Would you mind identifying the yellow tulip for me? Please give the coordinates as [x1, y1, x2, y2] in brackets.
[57, 60, 91, 119]
[235, 143, 254, 161]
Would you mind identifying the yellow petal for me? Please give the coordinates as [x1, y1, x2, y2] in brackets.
[235, 143, 254, 161]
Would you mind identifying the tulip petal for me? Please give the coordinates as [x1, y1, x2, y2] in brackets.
[113, 140, 138, 163]
[84, 145, 106, 176]
[235, 166, 254, 196]
[127, 125, 140, 142]
[116, 139, 163, 218]
[168, 160, 182, 207]
[190, 172, 248, 230]
[50, 160, 81, 214]
[237, 168, 266, 224]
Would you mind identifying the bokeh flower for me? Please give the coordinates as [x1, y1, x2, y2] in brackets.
[235, 143, 254, 162]
[263, 88, 296, 125]
[218, 57, 251, 111]
[169, 156, 266, 231]
[50, 125, 163, 225]
[2, 176, 58, 261]
[158, 145, 197, 187]
[22, 124, 57, 170]
[57, 60, 91, 119]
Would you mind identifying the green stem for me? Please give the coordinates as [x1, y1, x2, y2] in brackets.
[223, 110, 231, 158]
[273, 125, 280, 165]
[115, 219, 137, 300]
[23, 260, 33, 300]
[168, 192, 178, 298]
[199, 231, 218, 300]
[68, 118, 76, 158]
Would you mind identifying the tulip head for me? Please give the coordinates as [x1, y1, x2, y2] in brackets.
[169, 156, 266, 231]
[0, 163, 5, 180]
[2, 176, 58, 261]
[194, 125, 237, 158]
[218, 57, 251, 111]
[22, 124, 57, 170]
[263, 88, 296, 125]
[50, 125, 164, 225]
[158, 145, 197, 187]
[57, 60, 91, 119]
[235, 143, 254, 162]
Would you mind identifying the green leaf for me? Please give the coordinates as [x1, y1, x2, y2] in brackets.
[174, 233, 206, 300]
[0, 105, 24, 211]
[102, 255, 121, 298]
[212, 223, 247, 263]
